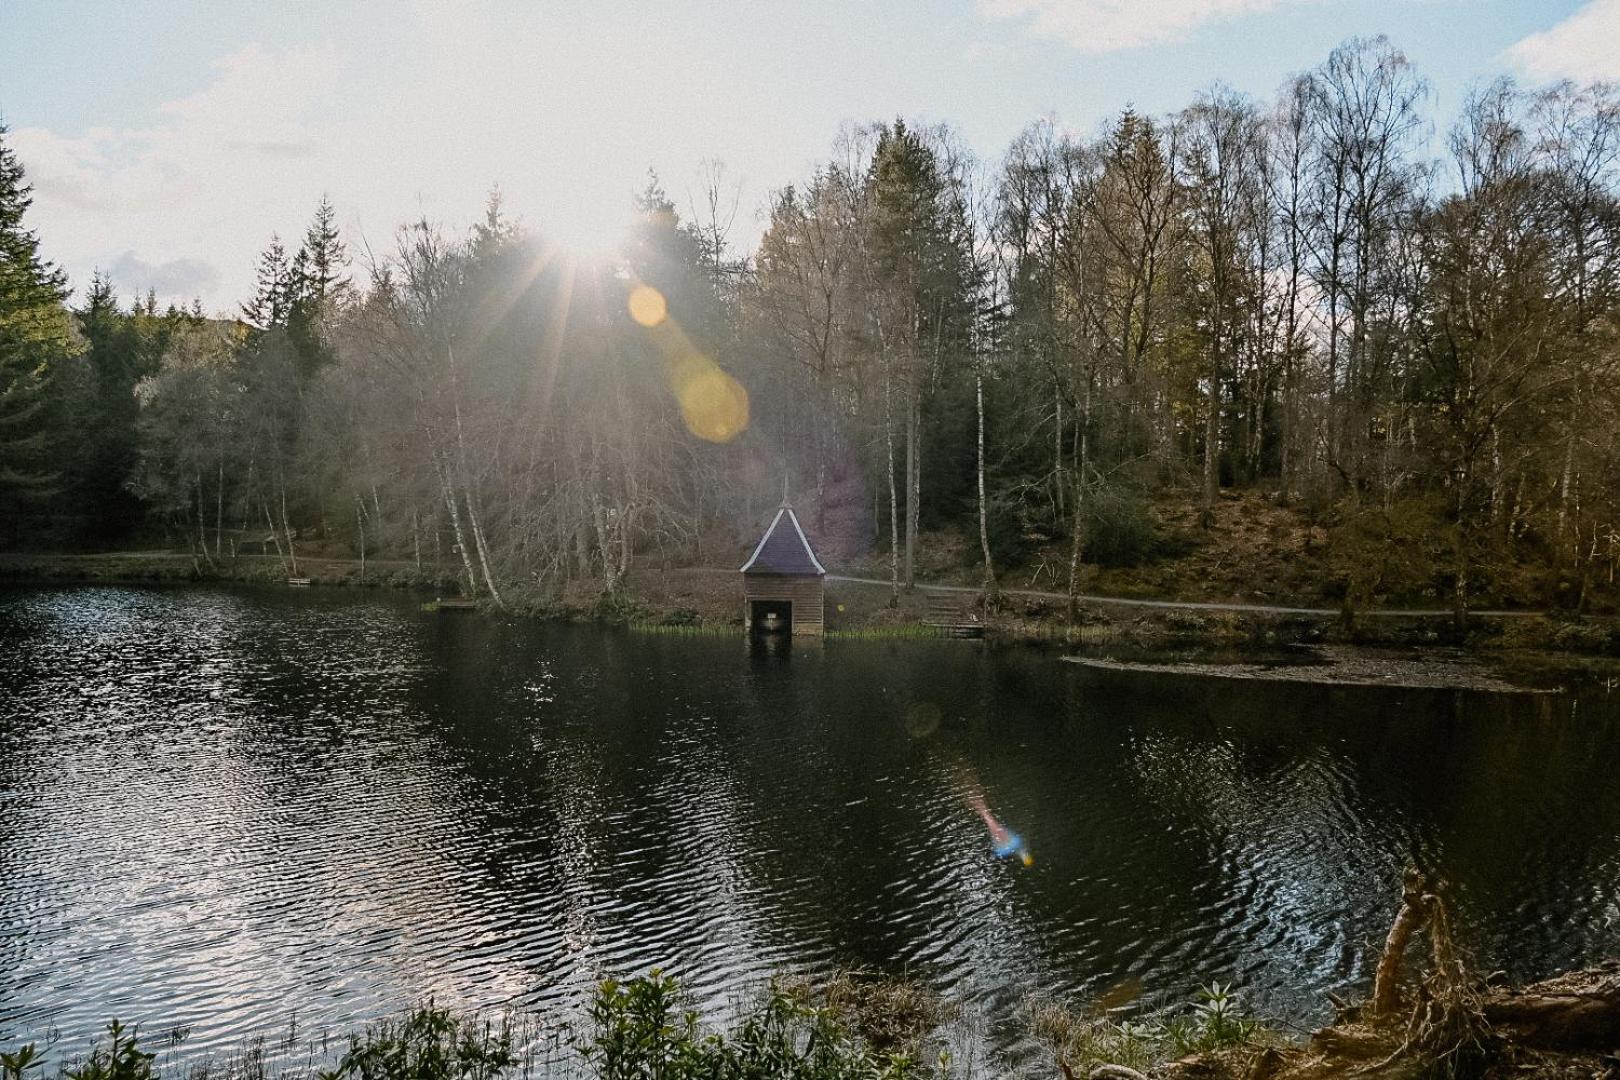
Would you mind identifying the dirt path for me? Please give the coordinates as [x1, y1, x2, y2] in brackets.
[5, 553, 1549, 621]
[824, 574, 1545, 620]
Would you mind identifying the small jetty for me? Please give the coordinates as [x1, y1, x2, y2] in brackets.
[423, 598, 478, 613]
[922, 593, 984, 639]
[287, 577, 312, 587]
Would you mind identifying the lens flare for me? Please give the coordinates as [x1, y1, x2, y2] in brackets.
[627, 284, 667, 327]
[624, 277, 750, 443]
[905, 701, 942, 739]
[670, 355, 749, 443]
[966, 791, 1033, 867]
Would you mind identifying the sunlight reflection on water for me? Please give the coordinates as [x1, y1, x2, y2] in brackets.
[1, 585, 1617, 1067]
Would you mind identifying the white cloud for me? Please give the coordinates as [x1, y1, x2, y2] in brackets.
[980, 0, 1316, 52]
[11, 42, 345, 313]
[105, 251, 222, 301]
[9, 12, 768, 314]
[1506, 0, 1620, 82]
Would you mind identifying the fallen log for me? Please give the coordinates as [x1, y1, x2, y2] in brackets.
[1480, 959, 1620, 1052]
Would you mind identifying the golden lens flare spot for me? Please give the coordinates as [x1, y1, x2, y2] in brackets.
[627, 284, 667, 327]
[669, 354, 748, 443]
[904, 701, 942, 739]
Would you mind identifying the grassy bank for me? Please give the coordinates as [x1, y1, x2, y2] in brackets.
[0, 551, 456, 593]
[6, 549, 1620, 657]
[9, 946, 1616, 1080]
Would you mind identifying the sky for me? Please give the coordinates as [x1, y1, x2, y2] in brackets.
[2, 0, 1616, 315]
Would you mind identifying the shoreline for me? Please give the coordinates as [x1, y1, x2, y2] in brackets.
[7, 953, 1617, 1080]
[3, 551, 1618, 659]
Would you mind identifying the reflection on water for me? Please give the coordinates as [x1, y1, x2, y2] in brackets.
[1, 586, 1618, 1061]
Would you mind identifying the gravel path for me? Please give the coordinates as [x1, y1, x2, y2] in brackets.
[825, 574, 1543, 620]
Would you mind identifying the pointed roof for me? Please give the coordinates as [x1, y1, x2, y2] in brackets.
[740, 504, 825, 576]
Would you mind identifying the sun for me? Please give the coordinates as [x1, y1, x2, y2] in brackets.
[544, 193, 637, 265]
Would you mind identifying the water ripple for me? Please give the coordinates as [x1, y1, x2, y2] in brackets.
[1, 586, 1618, 1065]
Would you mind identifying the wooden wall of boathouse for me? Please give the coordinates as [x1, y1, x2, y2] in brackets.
[742, 573, 824, 636]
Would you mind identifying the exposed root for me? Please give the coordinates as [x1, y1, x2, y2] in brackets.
[1370, 867, 1428, 1017]
[1157, 871, 1620, 1080]
[1360, 876, 1496, 1077]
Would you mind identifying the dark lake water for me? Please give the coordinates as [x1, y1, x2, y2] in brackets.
[2, 585, 1619, 1065]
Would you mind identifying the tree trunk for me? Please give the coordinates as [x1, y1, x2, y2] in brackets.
[1053, 389, 1065, 516]
[215, 457, 224, 559]
[977, 361, 996, 599]
[1557, 435, 1575, 552]
[884, 356, 900, 608]
[1248, 381, 1265, 489]
[1067, 473, 1084, 625]
[438, 457, 480, 597]
[465, 488, 504, 607]
[1279, 369, 1294, 504]
[277, 467, 298, 577]
[1202, 353, 1220, 529]
[1490, 428, 1504, 526]
[904, 391, 919, 591]
[1372, 869, 1429, 1017]
[262, 497, 288, 573]
[196, 471, 209, 564]
[1452, 467, 1471, 639]
[1067, 377, 1092, 624]
[815, 416, 827, 534]
[591, 493, 618, 596]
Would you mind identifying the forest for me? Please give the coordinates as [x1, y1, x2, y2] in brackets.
[3, 35, 1619, 627]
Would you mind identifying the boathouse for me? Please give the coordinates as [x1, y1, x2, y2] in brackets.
[740, 503, 825, 636]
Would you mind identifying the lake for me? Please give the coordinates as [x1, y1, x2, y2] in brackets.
[2, 585, 1618, 1065]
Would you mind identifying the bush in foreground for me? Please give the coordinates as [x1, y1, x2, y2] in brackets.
[2, 973, 950, 1080]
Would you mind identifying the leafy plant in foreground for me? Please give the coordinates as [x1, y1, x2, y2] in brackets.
[1, 1044, 43, 1080]
[1165, 982, 1262, 1056]
[586, 971, 937, 1080]
[318, 1005, 515, 1080]
[64, 1022, 154, 1080]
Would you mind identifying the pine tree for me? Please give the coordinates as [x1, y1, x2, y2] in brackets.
[300, 195, 348, 304]
[472, 187, 518, 260]
[867, 119, 979, 590]
[74, 272, 147, 535]
[282, 198, 349, 381]
[242, 234, 291, 329]
[0, 120, 74, 505]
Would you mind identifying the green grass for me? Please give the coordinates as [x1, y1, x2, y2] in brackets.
[626, 622, 737, 636]
[3, 974, 964, 1080]
[1027, 981, 1271, 1078]
[2, 976, 1295, 1080]
[630, 623, 978, 640]
[1016, 624, 1118, 646]
[826, 625, 956, 640]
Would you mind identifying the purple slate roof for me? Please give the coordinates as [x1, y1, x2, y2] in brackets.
[740, 505, 826, 576]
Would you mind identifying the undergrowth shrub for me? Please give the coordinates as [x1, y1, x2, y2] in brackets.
[1031, 980, 1266, 1077]
[587, 971, 939, 1080]
[1, 1044, 44, 1080]
[1082, 489, 1159, 568]
[65, 1023, 154, 1080]
[319, 1006, 515, 1080]
[1163, 982, 1263, 1056]
[6, 975, 951, 1080]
